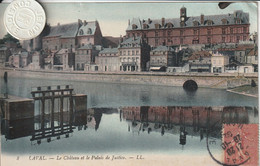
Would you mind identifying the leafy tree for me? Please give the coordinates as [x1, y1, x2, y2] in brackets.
[0, 33, 20, 45]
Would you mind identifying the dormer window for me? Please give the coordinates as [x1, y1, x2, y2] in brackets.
[87, 28, 92, 34]
[166, 23, 173, 28]
[193, 21, 199, 27]
[206, 20, 213, 26]
[79, 29, 84, 35]
[236, 19, 241, 24]
[132, 24, 138, 29]
[143, 24, 149, 29]
[221, 19, 228, 25]
[155, 24, 161, 29]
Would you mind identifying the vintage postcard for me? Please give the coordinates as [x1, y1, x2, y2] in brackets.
[0, 1, 259, 166]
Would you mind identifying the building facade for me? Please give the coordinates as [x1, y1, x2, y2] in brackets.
[211, 52, 229, 73]
[42, 19, 103, 51]
[95, 48, 119, 72]
[150, 45, 176, 71]
[126, 7, 250, 47]
[118, 37, 150, 72]
[188, 51, 212, 72]
[75, 45, 99, 70]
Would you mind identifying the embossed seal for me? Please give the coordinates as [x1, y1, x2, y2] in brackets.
[3, 0, 46, 40]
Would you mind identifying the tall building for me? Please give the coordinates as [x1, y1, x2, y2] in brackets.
[42, 19, 103, 51]
[126, 7, 250, 47]
[118, 36, 150, 72]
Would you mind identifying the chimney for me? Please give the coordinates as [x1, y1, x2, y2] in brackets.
[57, 22, 60, 26]
[128, 19, 130, 26]
[84, 20, 87, 26]
[148, 18, 151, 24]
[78, 19, 82, 27]
[161, 17, 165, 26]
[200, 14, 204, 25]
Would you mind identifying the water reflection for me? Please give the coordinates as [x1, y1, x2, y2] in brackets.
[1, 106, 257, 147]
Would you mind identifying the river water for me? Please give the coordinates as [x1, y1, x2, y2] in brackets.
[0, 77, 258, 156]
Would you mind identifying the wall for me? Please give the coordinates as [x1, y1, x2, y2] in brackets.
[0, 69, 257, 89]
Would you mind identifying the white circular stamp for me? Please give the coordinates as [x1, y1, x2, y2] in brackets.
[3, 0, 46, 40]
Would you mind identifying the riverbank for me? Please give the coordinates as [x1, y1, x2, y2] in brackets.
[227, 85, 258, 98]
[0, 68, 258, 89]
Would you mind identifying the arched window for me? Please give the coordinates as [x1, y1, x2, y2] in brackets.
[143, 24, 149, 29]
[87, 28, 92, 34]
[221, 19, 228, 25]
[206, 20, 213, 26]
[166, 23, 173, 28]
[155, 23, 161, 29]
[132, 24, 138, 29]
[193, 21, 199, 27]
[79, 29, 84, 35]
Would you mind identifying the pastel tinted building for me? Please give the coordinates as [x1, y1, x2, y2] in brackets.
[118, 37, 150, 72]
[126, 7, 250, 47]
[95, 47, 119, 72]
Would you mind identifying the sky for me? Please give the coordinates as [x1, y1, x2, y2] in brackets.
[0, 2, 258, 39]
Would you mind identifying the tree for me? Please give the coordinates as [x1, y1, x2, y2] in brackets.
[0, 33, 20, 45]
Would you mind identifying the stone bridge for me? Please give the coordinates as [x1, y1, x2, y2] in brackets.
[0, 68, 258, 89]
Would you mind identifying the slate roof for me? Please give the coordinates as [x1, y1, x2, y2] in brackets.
[127, 10, 249, 31]
[45, 23, 79, 38]
[151, 45, 175, 52]
[189, 51, 212, 60]
[78, 44, 94, 50]
[119, 36, 142, 48]
[77, 21, 97, 36]
[99, 48, 118, 54]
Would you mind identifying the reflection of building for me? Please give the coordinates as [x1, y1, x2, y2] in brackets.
[120, 106, 251, 145]
[118, 37, 150, 72]
[126, 7, 250, 46]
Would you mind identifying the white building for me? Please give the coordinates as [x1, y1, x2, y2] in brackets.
[211, 52, 229, 73]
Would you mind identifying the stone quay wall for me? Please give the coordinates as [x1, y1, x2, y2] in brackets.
[0, 68, 257, 89]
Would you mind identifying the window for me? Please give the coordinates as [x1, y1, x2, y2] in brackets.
[207, 20, 213, 26]
[143, 24, 149, 29]
[155, 31, 159, 37]
[163, 31, 166, 37]
[221, 19, 227, 25]
[180, 38, 183, 44]
[222, 28, 226, 34]
[222, 36, 225, 43]
[207, 29, 211, 35]
[243, 27, 247, 33]
[87, 28, 92, 34]
[207, 37, 211, 43]
[243, 36, 246, 41]
[237, 36, 240, 43]
[230, 28, 233, 34]
[193, 29, 198, 35]
[128, 51, 130, 55]
[180, 30, 184, 36]
[166, 23, 173, 28]
[132, 24, 138, 29]
[136, 51, 139, 55]
[230, 36, 233, 42]
[155, 24, 161, 29]
[132, 51, 135, 55]
[79, 29, 84, 35]
[155, 39, 159, 46]
[193, 21, 199, 27]
[167, 30, 172, 36]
